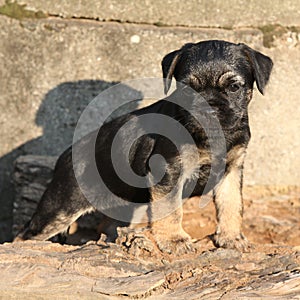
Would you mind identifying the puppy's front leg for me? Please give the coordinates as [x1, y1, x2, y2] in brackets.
[213, 146, 249, 251]
[150, 187, 193, 254]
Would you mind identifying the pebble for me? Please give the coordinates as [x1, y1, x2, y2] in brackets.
[130, 35, 141, 44]
[235, 262, 257, 272]
[293, 245, 300, 253]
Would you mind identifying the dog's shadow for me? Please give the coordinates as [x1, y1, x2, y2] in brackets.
[0, 80, 143, 243]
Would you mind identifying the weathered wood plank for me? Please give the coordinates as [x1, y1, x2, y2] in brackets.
[0, 240, 299, 299]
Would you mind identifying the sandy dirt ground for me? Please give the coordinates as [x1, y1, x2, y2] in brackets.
[183, 186, 300, 247]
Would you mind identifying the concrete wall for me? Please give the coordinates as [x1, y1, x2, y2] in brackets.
[0, 0, 299, 242]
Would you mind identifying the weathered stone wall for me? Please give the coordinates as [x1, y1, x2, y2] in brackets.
[0, 0, 300, 242]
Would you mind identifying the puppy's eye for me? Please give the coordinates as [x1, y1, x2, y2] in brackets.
[227, 82, 241, 93]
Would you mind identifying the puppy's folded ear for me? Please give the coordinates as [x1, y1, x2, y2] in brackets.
[240, 44, 273, 94]
[161, 43, 195, 95]
[161, 49, 181, 95]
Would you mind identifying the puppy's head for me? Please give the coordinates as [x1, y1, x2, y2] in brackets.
[162, 40, 273, 127]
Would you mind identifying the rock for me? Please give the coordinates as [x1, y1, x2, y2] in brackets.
[12, 155, 110, 242]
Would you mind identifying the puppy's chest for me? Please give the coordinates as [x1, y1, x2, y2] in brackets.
[182, 144, 246, 183]
[157, 141, 246, 194]
[180, 145, 212, 181]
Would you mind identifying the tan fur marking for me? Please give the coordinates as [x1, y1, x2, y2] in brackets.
[246, 88, 253, 103]
[218, 71, 245, 86]
[150, 181, 190, 244]
[30, 207, 95, 241]
[150, 145, 211, 239]
[214, 166, 243, 234]
[214, 146, 246, 245]
[178, 145, 211, 180]
[226, 145, 246, 170]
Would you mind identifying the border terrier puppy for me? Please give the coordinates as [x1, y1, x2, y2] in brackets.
[15, 40, 273, 253]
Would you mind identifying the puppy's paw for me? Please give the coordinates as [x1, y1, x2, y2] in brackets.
[155, 232, 195, 255]
[213, 232, 249, 252]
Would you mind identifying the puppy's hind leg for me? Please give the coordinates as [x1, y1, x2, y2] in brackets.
[15, 177, 94, 242]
